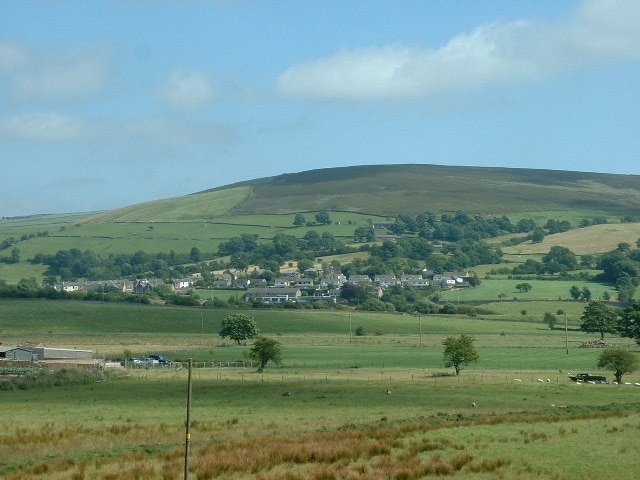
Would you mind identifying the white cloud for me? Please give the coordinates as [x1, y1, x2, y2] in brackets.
[0, 38, 32, 75]
[276, 0, 640, 101]
[0, 111, 237, 147]
[0, 112, 90, 142]
[158, 69, 216, 111]
[9, 44, 112, 103]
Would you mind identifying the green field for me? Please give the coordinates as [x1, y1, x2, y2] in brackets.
[2, 299, 640, 479]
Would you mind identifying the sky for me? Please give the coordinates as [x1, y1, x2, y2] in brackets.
[1, 0, 639, 217]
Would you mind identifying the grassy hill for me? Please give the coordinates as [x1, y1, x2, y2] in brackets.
[196, 164, 640, 217]
[2, 163, 640, 282]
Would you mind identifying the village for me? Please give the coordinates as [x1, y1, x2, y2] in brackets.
[52, 269, 472, 305]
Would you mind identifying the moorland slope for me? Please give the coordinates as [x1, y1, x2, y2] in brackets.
[84, 163, 640, 223]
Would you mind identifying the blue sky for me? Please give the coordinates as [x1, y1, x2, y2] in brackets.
[1, 0, 639, 217]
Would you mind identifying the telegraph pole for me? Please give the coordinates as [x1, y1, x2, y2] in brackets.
[565, 313, 569, 355]
[184, 358, 193, 480]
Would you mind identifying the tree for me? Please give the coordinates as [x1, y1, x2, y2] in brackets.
[297, 258, 314, 274]
[543, 312, 557, 330]
[617, 301, 640, 344]
[293, 213, 306, 227]
[9, 247, 20, 264]
[541, 246, 578, 273]
[581, 286, 592, 301]
[248, 337, 282, 371]
[219, 313, 259, 345]
[569, 285, 581, 300]
[528, 227, 546, 243]
[315, 212, 331, 225]
[353, 226, 375, 242]
[597, 349, 638, 384]
[442, 334, 479, 376]
[515, 283, 532, 293]
[580, 301, 618, 340]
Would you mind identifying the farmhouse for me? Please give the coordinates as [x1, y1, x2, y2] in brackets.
[432, 271, 469, 288]
[172, 277, 196, 290]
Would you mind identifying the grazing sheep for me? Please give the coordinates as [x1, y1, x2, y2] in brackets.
[281, 391, 291, 397]
[513, 378, 522, 382]
[471, 402, 477, 408]
[537, 378, 544, 383]
[546, 379, 551, 383]
[386, 390, 392, 395]
[635, 383, 640, 387]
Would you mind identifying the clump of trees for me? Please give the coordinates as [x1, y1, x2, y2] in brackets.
[575, 300, 640, 347]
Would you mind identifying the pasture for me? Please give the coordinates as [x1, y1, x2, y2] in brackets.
[2, 299, 640, 478]
[3, 366, 640, 479]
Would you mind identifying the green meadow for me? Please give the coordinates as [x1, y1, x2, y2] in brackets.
[2, 297, 640, 479]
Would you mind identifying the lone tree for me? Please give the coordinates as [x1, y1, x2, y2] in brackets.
[219, 313, 259, 345]
[293, 213, 306, 227]
[543, 312, 557, 330]
[315, 212, 331, 225]
[597, 348, 638, 384]
[515, 283, 532, 293]
[248, 337, 282, 371]
[580, 301, 618, 340]
[442, 334, 479, 376]
[618, 301, 640, 344]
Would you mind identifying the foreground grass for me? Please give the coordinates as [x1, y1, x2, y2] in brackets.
[2, 299, 640, 478]
[2, 368, 640, 479]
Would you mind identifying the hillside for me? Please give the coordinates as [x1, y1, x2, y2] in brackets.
[216, 164, 640, 217]
[85, 164, 640, 223]
[2, 163, 640, 284]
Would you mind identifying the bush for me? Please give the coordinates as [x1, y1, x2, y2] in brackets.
[439, 303, 457, 314]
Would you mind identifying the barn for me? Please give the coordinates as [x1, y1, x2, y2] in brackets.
[31, 347, 93, 360]
[0, 346, 36, 361]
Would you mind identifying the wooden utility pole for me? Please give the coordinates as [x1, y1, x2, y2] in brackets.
[184, 359, 193, 480]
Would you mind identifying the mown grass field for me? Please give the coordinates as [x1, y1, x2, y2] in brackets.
[502, 222, 640, 255]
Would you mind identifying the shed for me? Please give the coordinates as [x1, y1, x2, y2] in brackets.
[31, 347, 93, 360]
[0, 346, 36, 361]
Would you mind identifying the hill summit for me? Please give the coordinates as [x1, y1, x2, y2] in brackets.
[89, 164, 640, 223]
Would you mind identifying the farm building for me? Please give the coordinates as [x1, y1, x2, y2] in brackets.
[0, 346, 37, 361]
[31, 347, 93, 360]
